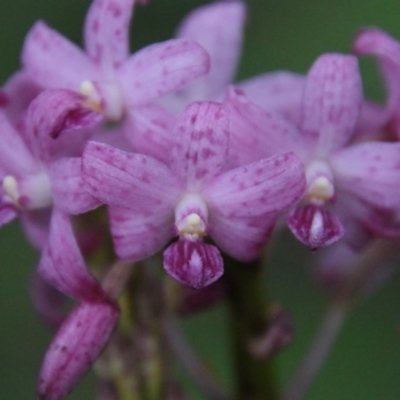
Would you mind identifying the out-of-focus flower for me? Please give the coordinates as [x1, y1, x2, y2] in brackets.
[226, 53, 400, 249]
[0, 89, 101, 247]
[38, 301, 119, 400]
[160, 0, 246, 113]
[353, 27, 400, 139]
[37, 210, 120, 400]
[21, 0, 210, 159]
[82, 101, 305, 288]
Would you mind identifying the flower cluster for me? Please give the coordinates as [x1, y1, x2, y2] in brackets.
[2, 0, 400, 399]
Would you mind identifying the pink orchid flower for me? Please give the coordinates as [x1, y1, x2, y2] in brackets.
[82, 101, 305, 288]
[21, 0, 210, 160]
[226, 53, 400, 250]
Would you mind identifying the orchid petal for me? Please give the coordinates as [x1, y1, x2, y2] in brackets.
[20, 209, 51, 250]
[49, 157, 101, 214]
[84, 0, 134, 74]
[174, 1, 246, 102]
[22, 21, 97, 89]
[38, 209, 107, 302]
[30, 271, 67, 329]
[123, 104, 175, 164]
[169, 102, 229, 189]
[109, 206, 174, 261]
[210, 212, 276, 262]
[302, 53, 362, 155]
[164, 240, 223, 289]
[203, 152, 306, 217]
[286, 204, 344, 250]
[0, 70, 42, 126]
[37, 301, 119, 400]
[0, 111, 36, 174]
[330, 141, 400, 209]
[238, 71, 305, 125]
[82, 141, 180, 211]
[354, 27, 400, 118]
[0, 204, 17, 227]
[363, 207, 400, 238]
[25, 89, 102, 162]
[119, 39, 210, 107]
[225, 87, 307, 167]
[356, 101, 387, 137]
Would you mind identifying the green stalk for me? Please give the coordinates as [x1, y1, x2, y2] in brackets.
[224, 256, 278, 400]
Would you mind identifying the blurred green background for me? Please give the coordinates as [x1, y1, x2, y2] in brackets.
[1, 1, 400, 399]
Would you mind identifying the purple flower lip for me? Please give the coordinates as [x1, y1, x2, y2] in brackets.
[286, 203, 344, 250]
[164, 239, 224, 289]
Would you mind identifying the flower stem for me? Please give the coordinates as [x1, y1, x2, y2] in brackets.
[224, 256, 278, 400]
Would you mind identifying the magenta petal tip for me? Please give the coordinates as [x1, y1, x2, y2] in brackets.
[286, 204, 344, 250]
[37, 301, 119, 400]
[163, 240, 224, 289]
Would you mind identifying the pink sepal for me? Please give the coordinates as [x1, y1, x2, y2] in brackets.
[0, 204, 17, 227]
[164, 240, 223, 289]
[224, 86, 305, 166]
[120, 39, 210, 107]
[204, 152, 306, 217]
[22, 21, 97, 89]
[30, 270, 67, 329]
[167, 1, 245, 108]
[286, 203, 344, 250]
[109, 205, 174, 261]
[49, 157, 101, 214]
[301, 53, 362, 155]
[37, 301, 119, 400]
[82, 141, 180, 211]
[169, 102, 229, 187]
[84, 0, 134, 70]
[38, 209, 107, 302]
[0, 70, 42, 127]
[123, 103, 175, 164]
[238, 72, 305, 126]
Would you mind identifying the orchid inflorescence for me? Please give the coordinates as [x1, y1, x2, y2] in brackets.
[2, 0, 400, 399]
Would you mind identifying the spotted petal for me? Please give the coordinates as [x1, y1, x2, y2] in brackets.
[109, 206, 174, 261]
[84, 0, 134, 73]
[119, 39, 210, 107]
[49, 157, 101, 214]
[22, 21, 98, 89]
[123, 103, 176, 164]
[82, 141, 180, 211]
[302, 53, 362, 155]
[238, 71, 305, 125]
[37, 301, 119, 400]
[169, 102, 229, 189]
[225, 87, 306, 167]
[203, 152, 306, 217]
